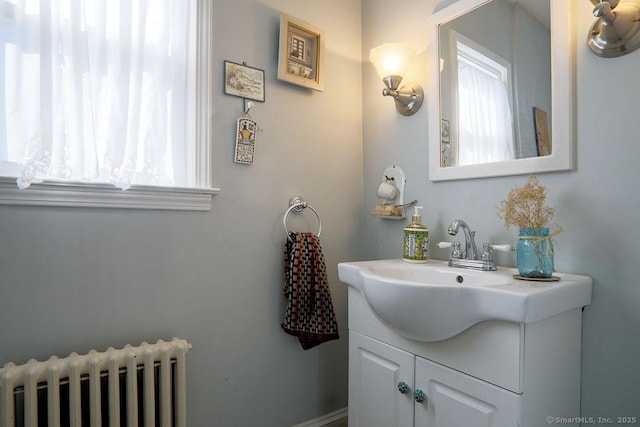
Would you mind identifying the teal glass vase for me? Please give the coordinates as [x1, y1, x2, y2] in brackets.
[517, 228, 553, 278]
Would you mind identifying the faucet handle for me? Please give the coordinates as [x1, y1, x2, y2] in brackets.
[437, 241, 462, 259]
[481, 243, 494, 262]
[482, 243, 516, 260]
[490, 244, 516, 252]
[481, 243, 515, 265]
[451, 241, 462, 259]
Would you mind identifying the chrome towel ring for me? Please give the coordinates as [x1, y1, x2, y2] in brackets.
[283, 195, 322, 242]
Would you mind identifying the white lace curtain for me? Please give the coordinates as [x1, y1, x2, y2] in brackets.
[1, 0, 194, 189]
[457, 61, 515, 166]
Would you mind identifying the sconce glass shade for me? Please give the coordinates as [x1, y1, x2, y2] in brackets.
[369, 43, 416, 81]
[369, 43, 423, 116]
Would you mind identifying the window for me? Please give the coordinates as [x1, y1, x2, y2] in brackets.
[290, 36, 306, 61]
[451, 32, 515, 166]
[0, 0, 217, 210]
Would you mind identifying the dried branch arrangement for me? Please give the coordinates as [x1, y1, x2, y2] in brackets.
[497, 175, 555, 229]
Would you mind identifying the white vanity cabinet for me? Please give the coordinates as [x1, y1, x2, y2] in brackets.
[350, 331, 518, 427]
[349, 332, 415, 427]
[347, 286, 585, 427]
[415, 355, 519, 425]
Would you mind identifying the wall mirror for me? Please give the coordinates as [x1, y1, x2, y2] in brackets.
[427, 0, 575, 181]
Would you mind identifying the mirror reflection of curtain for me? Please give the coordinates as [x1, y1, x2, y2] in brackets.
[457, 60, 515, 165]
[1, 0, 195, 190]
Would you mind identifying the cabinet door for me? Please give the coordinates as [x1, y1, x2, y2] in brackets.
[414, 356, 520, 427]
[349, 331, 415, 427]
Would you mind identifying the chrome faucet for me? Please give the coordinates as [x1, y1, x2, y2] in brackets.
[448, 219, 478, 260]
[440, 219, 515, 271]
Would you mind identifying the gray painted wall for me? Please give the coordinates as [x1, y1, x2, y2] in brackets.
[362, 0, 640, 420]
[0, 0, 362, 425]
[2, 0, 638, 425]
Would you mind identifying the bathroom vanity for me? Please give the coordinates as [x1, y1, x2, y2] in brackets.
[339, 259, 592, 427]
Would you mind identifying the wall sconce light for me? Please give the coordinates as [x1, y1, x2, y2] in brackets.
[588, 0, 640, 57]
[369, 43, 424, 116]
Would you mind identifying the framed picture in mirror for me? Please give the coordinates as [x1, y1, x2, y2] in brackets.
[534, 107, 551, 156]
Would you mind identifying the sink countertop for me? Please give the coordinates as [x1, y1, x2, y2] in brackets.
[338, 259, 592, 341]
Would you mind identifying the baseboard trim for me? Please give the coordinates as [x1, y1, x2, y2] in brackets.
[292, 407, 348, 427]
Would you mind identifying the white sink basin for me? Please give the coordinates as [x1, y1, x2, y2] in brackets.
[338, 259, 592, 342]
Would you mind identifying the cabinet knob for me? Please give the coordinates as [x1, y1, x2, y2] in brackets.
[397, 381, 410, 394]
[414, 389, 427, 403]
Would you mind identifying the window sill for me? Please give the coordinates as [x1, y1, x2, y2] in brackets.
[0, 178, 220, 211]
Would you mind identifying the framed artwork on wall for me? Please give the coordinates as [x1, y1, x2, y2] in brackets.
[224, 61, 265, 102]
[277, 14, 325, 92]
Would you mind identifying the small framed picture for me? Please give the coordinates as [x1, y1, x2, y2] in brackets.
[224, 61, 265, 102]
[277, 14, 325, 92]
[440, 119, 450, 143]
[234, 117, 257, 165]
[441, 143, 451, 168]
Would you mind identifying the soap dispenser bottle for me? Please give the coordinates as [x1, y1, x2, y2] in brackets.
[403, 206, 429, 263]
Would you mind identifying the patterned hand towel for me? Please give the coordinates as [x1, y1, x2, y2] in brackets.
[282, 232, 339, 350]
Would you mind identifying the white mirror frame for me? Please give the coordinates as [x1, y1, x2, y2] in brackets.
[427, 0, 575, 181]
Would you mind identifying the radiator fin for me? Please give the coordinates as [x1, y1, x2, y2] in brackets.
[0, 338, 191, 427]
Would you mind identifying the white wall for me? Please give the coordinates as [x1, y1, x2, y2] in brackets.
[0, 0, 362, 425]
[362, 0, 640, 420]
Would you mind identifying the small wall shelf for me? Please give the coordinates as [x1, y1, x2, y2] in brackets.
[371, 165, 408, 219]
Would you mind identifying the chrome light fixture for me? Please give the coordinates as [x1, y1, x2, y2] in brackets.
[369, 43, 424, 116]
[588, 0, 640, 57]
